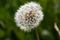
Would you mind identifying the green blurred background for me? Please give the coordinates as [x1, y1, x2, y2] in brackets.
[0, 0, 60, 40]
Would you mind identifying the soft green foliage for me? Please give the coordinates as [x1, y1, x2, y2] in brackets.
[0, 0, 60, 40]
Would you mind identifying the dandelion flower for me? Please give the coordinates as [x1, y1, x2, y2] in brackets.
[14, 2, 44, 32]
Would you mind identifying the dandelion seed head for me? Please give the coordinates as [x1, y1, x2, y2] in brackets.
[15, 2, 44, 32]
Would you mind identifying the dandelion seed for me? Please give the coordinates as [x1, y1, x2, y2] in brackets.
[14, 2, 44, 32]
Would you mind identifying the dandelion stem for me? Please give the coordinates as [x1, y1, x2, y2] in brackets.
[35, 28, 40, 40]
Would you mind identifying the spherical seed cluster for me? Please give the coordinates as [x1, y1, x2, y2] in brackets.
[15, 2, 44, 32]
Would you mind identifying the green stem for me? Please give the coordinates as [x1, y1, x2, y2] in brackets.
[35, 28, 40, 40]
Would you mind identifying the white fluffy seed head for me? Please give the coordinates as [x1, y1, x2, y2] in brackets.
[14, 2, 44, 32]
